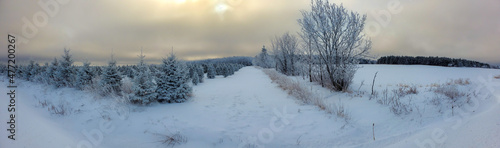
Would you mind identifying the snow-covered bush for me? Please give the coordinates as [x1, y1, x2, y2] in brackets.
[156, 53, 192, 103]
[120, 77, 135, 98]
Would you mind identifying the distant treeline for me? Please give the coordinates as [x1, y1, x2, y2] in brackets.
[189, 56, 253, 66]
[375, 56, 494, 68]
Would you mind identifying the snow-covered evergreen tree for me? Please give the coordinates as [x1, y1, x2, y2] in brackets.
[29, 62, 41, 82]
[222, 64, 230, 78]
[191, 69, 200, 85]
[33, 62, 48, 83]
[23, 60, 36, 81]
[55, 49, 75, 88]
[207, 64, 216, 79]
[46, 58, 59, 85]
[100, 55, 122, 95]
[130, 49, 157, 105]
[253, 45, 274, 68]
[196, 64, 204, 83]
[156, 52, 192, 103]
[76, 60, 94, 90]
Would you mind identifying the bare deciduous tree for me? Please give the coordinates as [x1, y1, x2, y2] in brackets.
[271, 32, 300, 76]
[298, 0, 371, 91]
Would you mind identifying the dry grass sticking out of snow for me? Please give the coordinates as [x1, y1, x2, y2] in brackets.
[372, 78, 474, 116]
[430, 79, 474, 115]
[495, 75, 500, 79]
[35, 95, 73, 116]
[374, 86, 417, 116]
[262, 68, 351, 122]
[154, 131, 188, 147]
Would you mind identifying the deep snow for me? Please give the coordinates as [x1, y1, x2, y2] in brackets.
[1, 65, 499, 148]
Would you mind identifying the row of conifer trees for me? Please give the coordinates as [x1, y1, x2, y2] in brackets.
[2, 49, 245, 105]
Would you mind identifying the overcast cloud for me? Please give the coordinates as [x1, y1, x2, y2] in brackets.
[1, 0, 499, 65]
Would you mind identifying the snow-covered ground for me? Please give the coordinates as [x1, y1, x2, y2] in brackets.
[1, 65, 499, 148]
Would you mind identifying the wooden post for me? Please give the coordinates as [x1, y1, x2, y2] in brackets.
[373, 123, 376, 141]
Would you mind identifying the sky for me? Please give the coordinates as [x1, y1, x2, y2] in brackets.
[1, 0, 499, 66]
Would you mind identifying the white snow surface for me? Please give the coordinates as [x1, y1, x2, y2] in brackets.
[1, 65, 499, 148]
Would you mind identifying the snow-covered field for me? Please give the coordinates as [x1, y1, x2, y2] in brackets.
[1, 65, 499, 148]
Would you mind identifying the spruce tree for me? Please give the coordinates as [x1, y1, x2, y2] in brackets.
[76, 60, 94, 90]
[55, 49, 75, 88]
[191, 69, 199, 85]
[47, 58, 59, 85]
[222, 64, 230, 78]
[101, 55, 122, 95]
[156, 52, 192, 103]
[207, 64, 216, 79]
[196, 64, 204, 83]
[24, 60, 36, 81]
[131, 49, 157, 105]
